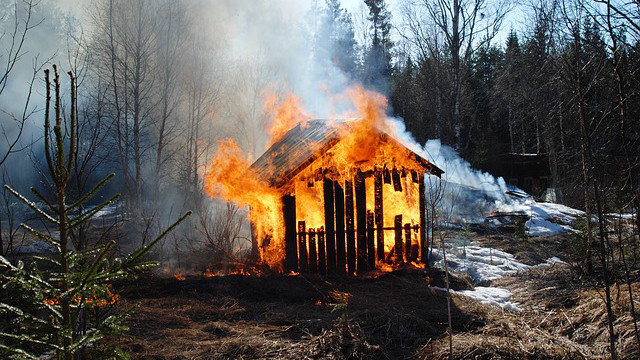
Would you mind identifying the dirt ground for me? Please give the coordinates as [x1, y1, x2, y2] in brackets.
[118, 231, 640, 359]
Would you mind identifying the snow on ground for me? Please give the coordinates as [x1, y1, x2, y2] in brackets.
[432, 285, 522, 311]
[432, 244, 530, 283]
[430, 238, 566, 311]
[523, 200, 584, 236]
[495, 196, 585, 236]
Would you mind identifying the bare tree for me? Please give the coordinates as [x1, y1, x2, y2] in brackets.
[400, 0, 511, 148]
[152, 0, 190, 209]
[0, 0, 51, 257]
[557, 1, 617, 357]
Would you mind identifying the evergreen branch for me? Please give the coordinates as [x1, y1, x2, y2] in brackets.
[0, 303, 49, 326]
[30, 187, 56, 214]
[67, 246, 106, 264]
[0, 256, 54, 290]
[123, 211, 191, 268]
[69, 331, 104, 352]
[41, 300, 63, 320]
[0, 332, 62, 350]
[68, 194, 120, 230]
[0, 343, 38, 360]
[19, 224, 60, 250]
[67, 173, 116, 211]
[31, 256, 62, 267]
[4, 185, 59, 224]
[79, 240, 115, 290]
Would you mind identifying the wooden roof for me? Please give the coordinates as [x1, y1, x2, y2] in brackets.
[250, 119, 443, 188]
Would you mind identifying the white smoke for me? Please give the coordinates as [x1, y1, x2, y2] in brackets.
[385, 117, 516, 222]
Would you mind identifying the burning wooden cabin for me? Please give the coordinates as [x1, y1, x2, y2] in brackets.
[249, 119, 443, 275]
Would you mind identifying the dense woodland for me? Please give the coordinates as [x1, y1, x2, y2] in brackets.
[0, 0, 639, 359]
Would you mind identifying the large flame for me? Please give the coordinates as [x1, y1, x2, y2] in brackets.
[203, 140, 284, 270]
[203, 85, 428, 272]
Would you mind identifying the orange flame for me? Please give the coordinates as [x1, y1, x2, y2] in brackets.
[263, 92, 310, 146]
[203, 139, 284, 270]
[174, 273, 185, 281]
[42, 285, 120, 307]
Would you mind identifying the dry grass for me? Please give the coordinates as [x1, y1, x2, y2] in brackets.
[423, 263, 640, 359]
[117, 268, 485, 359]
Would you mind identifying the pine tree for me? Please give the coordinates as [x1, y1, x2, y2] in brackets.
[0, 66, 190, 359]
[362, 0, 393, 93]
[493, 31, 525, 154]
[316, 0, 358, 79]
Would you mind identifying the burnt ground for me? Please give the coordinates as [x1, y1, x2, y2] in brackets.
[117, 231, 640, 360]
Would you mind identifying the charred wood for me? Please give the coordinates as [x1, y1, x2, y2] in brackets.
[324, 178, 337, 276]
[283, 195, 298, 272]
[335, 182, 346, 276]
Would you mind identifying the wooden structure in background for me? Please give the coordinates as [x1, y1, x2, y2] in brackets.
[251, 120, 443, 275]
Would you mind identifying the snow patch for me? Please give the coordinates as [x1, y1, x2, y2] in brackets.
[432, 286, 520, 311]
[432, 240, 565, 311]
[496, 198, 585, 236]
[432, 243, 530, 283]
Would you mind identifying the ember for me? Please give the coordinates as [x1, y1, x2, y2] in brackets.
[204, 86, 442, 275]
[174, 273, 186, 281]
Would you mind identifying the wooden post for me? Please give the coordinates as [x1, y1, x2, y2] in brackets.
[367, 210, 375, 270]
[383, 169, 391, 184]
[405, 223, 412, 261]
[298, 221, 307, 272]
[335, 182, 346, 276]
[324, 178, 336, 275]
[394, 215, 403, 263]
[308, 228, 317, 273]
[283, 195, 298, 272]
[318, 226, 326, 276]
[374, 172, 384, 261]
[419, 173, 428, 265]
[411, 170, 419, 183]
[345, 180, 356, 275]
[392, 169, 402, 192]
[355, 171, 367, 273]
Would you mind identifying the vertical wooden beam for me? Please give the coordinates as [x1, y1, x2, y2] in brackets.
[374, 172, 384, 262]
[335, 182, 346, 276]
[323, 178, 336, 275]
[419, 172, 428, 265]
[367, 210, 375, 270]
[404, 223, 412, 262]
[308, 228, 317, 273]
[355, 171, 367, 273]
[392, 169, 402, 192]
[383, 169, 391, 184]
[297, 221, 307, 272]
[345, 180, 356, 275]
[394, 215, 403, 263]
[318, 226, 326, 276]
[283, 195, 298, 273]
